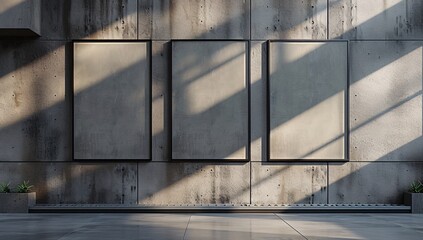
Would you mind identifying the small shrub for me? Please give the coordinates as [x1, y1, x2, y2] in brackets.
[16, 181, 33, 193]
[0, 182, 11, 193]
[409, 181, 423, 193]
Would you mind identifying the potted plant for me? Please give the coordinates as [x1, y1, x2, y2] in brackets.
[404, 180, 423, 213]
[0, 181, 36, 213]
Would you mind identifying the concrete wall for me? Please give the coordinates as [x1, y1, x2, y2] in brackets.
[0, 0, 422, 205]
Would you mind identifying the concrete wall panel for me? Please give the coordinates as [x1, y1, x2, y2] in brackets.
[172, 41, 248, 160]
[151, 41, 171, 161]
[138, 162, 250, 205]
[40, 0, 137, 40]
[140, 0, 250, 39]
[251, 0, 327, 40]
[138, 0, 153, 39]
[251, 163, 327, 204]
[250, 41, 267, 161]
[0, 163, 138, 204]
[73, 42, 150, 160]
[0, 0, 41, 36]
[329, 162, 423, 204]
[269, 42, 347, 160]
[0, 41, 69, 161]
[329, 0, 423, 39]
[350, 41, 423, 161]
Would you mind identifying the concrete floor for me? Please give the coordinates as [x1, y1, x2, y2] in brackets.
[0, 213, 422, 240]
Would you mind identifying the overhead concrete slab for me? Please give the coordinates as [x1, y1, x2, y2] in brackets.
[251, 0, 327, 40]
[171, 41, 248, 160]
[138, 162, 250, 205]
[0, 162, 138, 204]
[329, 162, 423, 204]
[269, 42, 347, 160]
[251, 163, 327, 204]
[0, 0, 41, 36]
[349, 41, 422, 161]
[140, 0, 250, 39]
[0, 41, 68, 161]
[40, 0, 137, 40]
[329, 0, 423, 39]
[73, 42, 150, 160]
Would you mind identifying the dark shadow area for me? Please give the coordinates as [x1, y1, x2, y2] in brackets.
[327, 137, 423, 204]
[0, 162, 138, 204]
[0, 40, 70, 161]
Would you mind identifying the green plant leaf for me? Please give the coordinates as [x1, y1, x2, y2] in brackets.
[16, 180, 33, 193]
[409, 181, 423, 193]
[0, 182, 11, 193]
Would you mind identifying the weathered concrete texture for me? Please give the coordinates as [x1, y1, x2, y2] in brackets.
[151, 41, 171, 161]
[0, 193, 35, 213]
[172, 41, 248, 160]
[0, 0, 41, 36]
[251, 163, 327, 204]
[0, 162, 137, 204]
[250, 41, 267, 161]
[251, 0, 327, 40]
[138, 162, 250, 205]
[269, 42, 347, 160]
[74, 42, 150, 160]
[329, 0, 423, 39]
[329, 162, 423, 204]
[0, 41, 69, 161]
[350, 41, 423, 161]
[404, 193, 423, 213]
[140, 0, 250, 39]
[40, 0, 137, 40]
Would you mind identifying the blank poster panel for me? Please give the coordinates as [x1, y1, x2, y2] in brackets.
[73, 42, 150, 160]
[269, 42, 347, 160]
[172, 41, 248, 160]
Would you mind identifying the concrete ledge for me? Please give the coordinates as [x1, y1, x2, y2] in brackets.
[0, 28, 40, 37]
[30, 204, 411, 213]
[0, 0, 41, 37]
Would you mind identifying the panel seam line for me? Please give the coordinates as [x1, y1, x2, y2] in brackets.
[274, 213, 308, 240]
[183, 215, 192, 239]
